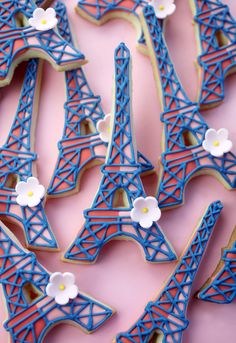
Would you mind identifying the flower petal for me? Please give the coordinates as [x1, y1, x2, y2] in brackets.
[68, 285, 79, 299]
[217, 128, 229, 141]
[130, 208, 142, 222]
[37, 184, 45, 199]
[210, 146, 223, 157]
[39, 18, 57, 31]
[105, 114, 111, 125]
[222, 140, 233, 154]
[140, 217, 153, 229]
[46, 283, 58, 297]
[155, 10, 168, 19]
[50, 272, 64, 286]
[33, 8, 45, 19]
[144, 196, 158, 210]
[96, 119, 106, 132]
[55, 292, 69, 305]
[204, 128, 217, 142]
[99, 131, 109, 143]
[166, 4, 176, 15]
[16, 194, 28, 206]
[149, 207, 161, 222]
[202, 139, 212, 153]
[27, 177, 39, 187]
[27, 195, 41, 208]
[28, 18, 37, 27]
[45, 7, 56, 18]
[15, 181, 27, 194]
[133, 197, 145, 210]
[63, 272, 75, 286]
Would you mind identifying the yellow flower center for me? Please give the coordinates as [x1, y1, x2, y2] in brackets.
[142, 207, 149, 214]
[27, 191, 34, 197]
[41, 19, 47, 25]
[159, 5, 165, 10]
[107, 127, 110, 133]
[59, 284, 65, 291]
[213, 140, 220, 147]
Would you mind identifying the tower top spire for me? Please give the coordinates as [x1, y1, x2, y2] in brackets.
[106, 43, 137, 166]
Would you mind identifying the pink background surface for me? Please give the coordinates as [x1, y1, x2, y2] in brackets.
[0, 0, 236, 342]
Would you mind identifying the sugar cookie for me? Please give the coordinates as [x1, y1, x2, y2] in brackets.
[0, 222, 114, 342]
[47, 1, 154, 197]
[76, 0, 176, 54]
[189, 0, 236, 108]
[0, 0, 86, 87]
[115, 200, 223, 342]
[197, 226, 236, 304]
[63, 42, 176, 264]
[0, 58, 58, 251]
[141, 5, 236, 210]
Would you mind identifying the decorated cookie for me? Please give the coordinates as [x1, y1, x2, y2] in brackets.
[115, 200, 223, 342]
[47, 2, 153, 197]
[63, 42, 176, 264]
[197, 226, 236, 304]
[0, 222, 113, 342]
[0, 0, 86, 87]
[76, 0, 176, 53]
[140, 5, 236, 210]
[189, 0, 236, 108]
[0, 58, 58, 250]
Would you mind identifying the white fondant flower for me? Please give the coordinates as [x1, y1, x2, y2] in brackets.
[46, 272, 79, 305]
[130, 196, 161, 229]
[202, 128, 233, 157]
[96, 113, 111, 143]
[150, 0, 176, 19]
[29, 8, 58, 31]
[15, 177, 45, 208]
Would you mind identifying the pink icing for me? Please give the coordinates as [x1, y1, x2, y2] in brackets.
[0, 1, 235, 342]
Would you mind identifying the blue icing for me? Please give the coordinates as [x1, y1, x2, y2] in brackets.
[142, 5, 236, 209]
[48, 1, 153, 197]
[116, 200, 223, 343]
[64, 42, 176, 264]
[0, 224, 113, 341]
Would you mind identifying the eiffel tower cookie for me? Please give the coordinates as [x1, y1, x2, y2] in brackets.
[47, 1, 153, 198]
[0, 0, 86, 87]
[190, 0, 236, 108]
[197, 226, 236, 304]
[63, 42, 176, 264]
[0, 58, 58, 250]
[0, 222, 114, 342]
[141, 5, 236, 209]
[115, 200, 223, 342]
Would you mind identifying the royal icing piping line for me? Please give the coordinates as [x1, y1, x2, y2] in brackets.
[141, 5, 236, 210]
[76, 0, 236, 106]
[63, 42, 176, 264]
[192, 0, 236, 108]
[47, 1, 154, 197]
[197, 226, 236, 304]
[0, 58, 58, 250]
[115, 200, 223, 343]
[0, 0, 85, 87]
[0, 222, 113, 342]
